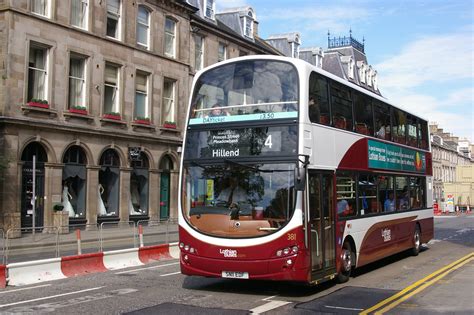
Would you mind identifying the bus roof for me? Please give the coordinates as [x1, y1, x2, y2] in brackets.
[193, 55, 429, 123]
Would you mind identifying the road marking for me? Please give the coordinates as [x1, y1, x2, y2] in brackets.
[4, 288, 137, 313]
[374, 257, 473, 314]
[0, 284, 51, 294]
[160, 271, 181, 277]
[325, 305, 364, 311]
[360, 252, 474, 315]
[262, 295, 278, 301]
[115, 262, 180, 274]
[0, 286, 104, 308]
[250, 300, 291, 314]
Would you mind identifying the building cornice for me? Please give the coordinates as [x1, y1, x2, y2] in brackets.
[0, 117, 182, 146]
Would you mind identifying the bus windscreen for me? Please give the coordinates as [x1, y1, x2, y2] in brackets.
[189, 60, 299, 125]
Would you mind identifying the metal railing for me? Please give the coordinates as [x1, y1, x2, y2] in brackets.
[1, 219, 178, 265]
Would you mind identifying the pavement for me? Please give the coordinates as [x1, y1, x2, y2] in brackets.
[1, 220, 179, 264]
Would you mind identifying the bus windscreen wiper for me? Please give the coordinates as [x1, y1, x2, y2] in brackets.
[223, 159, 270, 173]
[223, 159, 292, 173]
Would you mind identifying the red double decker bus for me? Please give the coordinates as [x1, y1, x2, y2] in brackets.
[178, 56, 433, 284]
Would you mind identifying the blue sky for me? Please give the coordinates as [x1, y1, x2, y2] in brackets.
[217, 0, 473, 141]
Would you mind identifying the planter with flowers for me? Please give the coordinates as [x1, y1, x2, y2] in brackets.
[103, 112, 121, 120]
[69, 105, 88, 115]
[134, 116, 151, 125]
[163, 121, 177, 129]
[27, 99, 49, 109]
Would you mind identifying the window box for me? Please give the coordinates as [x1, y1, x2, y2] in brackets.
[103, 113, 121, 120]
[134, 117, 151, 125]
[69, 107, 88, 115]
[27, 100, 49, 109]
[163, 121, 177, 129]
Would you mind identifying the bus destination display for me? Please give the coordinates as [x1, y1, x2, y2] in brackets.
[184, 126, 297, 159]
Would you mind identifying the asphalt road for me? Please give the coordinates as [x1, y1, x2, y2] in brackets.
[0, 214, 472, 314]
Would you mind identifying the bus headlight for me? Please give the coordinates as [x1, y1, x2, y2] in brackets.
[276, 245, 298, 258]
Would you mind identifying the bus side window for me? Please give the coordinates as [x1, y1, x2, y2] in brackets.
[308, 72, 329, 125]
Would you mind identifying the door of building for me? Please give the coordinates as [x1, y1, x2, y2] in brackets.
[307, 171, 336, 276]
[160, 172, 170, 219]
[21, 163, 45, 229]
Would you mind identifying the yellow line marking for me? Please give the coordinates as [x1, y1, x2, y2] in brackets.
[360, 252, 474, 315]
[374, 257, 473, 314]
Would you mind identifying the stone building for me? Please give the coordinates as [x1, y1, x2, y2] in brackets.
[0, 0, 279, 232]
[266, 31, 380, 95]
[430, 123, 472, 203]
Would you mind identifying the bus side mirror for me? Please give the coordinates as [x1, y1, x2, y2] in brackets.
[294, 168, 306, 191]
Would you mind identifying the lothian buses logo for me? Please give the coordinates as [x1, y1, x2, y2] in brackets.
[381, 228, 392, 242]
[219, 249, 237, 258]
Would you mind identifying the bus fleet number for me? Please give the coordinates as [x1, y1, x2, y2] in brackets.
[259, 113, 275, 120]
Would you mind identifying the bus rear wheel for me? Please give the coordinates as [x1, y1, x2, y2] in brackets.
[410, 226, 421, 256]
[337, 241, 352, 283]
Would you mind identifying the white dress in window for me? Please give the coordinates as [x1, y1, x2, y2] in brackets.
[98, 184, 107, 216]
[62, 186, 75, 217]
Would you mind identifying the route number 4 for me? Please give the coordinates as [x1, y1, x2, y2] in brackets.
[264, 135, 272, 149]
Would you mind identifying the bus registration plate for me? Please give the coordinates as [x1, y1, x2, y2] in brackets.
[221, 271, 249, 279]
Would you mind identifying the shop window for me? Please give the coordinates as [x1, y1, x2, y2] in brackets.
[353, 92, 374, 136]
[330, 82, 353, 131]
[336, 174, 356, 218]
[62, 146, 87, 219]
[98, 149, 120, 218]
[130, 153, 149, 216]
[358, 174, 378, 215]
[308, 72, 329, 125]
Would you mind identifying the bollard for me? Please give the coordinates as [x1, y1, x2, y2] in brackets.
[138, 225, 144, 248]
[76, 229, 82, 255]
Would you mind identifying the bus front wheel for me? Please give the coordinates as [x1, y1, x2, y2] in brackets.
[410, 226, 421, 256]
[337, 241, 352, 283]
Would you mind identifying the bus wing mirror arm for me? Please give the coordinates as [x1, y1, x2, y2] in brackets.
[295, 155, 309, 191]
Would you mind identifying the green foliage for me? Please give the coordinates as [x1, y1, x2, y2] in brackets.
[71, 105, 87, 110]
[135, 116, 150, 121]
[29, 99, 49, 104]
[53, 203, 64, 211]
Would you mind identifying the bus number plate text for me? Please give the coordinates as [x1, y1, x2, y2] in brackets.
[221, 271, 249, 279]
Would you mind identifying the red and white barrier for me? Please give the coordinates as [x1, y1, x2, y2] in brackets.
[4, 243, 179, 287]
[0, 265, 6, 288]
[103, 248, 143, 270]
[7, 258, 66, 286]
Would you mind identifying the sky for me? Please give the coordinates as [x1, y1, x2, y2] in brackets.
[216, 0, 474, 142]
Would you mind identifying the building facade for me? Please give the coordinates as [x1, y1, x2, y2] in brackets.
[0, 0, 279, 232]
[430, 123, 472, 203]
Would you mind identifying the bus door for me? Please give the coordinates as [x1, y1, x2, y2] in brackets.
[308, 171, 336, 275]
